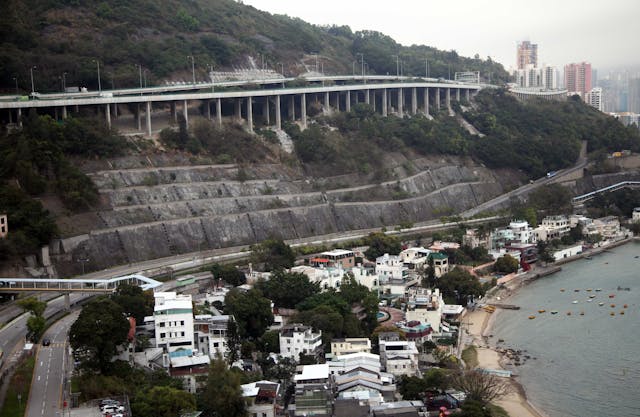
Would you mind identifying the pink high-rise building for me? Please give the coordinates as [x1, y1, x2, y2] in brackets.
[564, 62, 592, 97]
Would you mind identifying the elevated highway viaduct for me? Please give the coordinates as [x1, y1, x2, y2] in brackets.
[0, 77, 480, 136]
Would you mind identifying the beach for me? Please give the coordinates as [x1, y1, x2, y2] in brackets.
[464, 273, 548, 417]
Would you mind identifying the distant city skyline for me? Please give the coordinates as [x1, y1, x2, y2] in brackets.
[242, 0, 640, 71]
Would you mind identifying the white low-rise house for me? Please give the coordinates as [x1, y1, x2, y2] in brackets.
[428, 252, 450, 278]
[241, 380, 280, 417]
[552, 244, 583, 261]
[193, 314, 238, 360]
[350, 265, 379, 292]
[291, 265, 344, 290]
[379, 339, 419, 377]
[399, 247, 432, 270]
[291, 364, 333, 417]
[153, 292, 195, 360]
[405, 288, 445, 333]
[584, 216, 622, 240]
[169, 354, 210, 393]
[462, 229, 489, 249]
[375, 253, 408, 281]
[279, 323, 323, 361]
[535, 215, 571, 241]
[490, 220, 537, 249]
[331, 338, 372, 356]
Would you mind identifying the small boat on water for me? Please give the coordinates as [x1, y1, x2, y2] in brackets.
[574, 289, 580, 292]
[560, 288, 565, 292]
[572, 300, 579, 304]
[623, 304, 628, 308]
[528, 315, 536, 320]
[598, 302, 605, 306]
[538, 309, 546, 313]
[567, 312, 572, 316]
[610, 312, 615, 316]
[551, 310, 558, 314]
[611, 304, 616, 308]
[580, 311, 585, 316]
[585, 256, 593, 260]
[587, 299, 593, 303]
[620, 311, 625, 315]
[586, 288, 593, 292]
[609, 294, 616, 298]
[589, 295, 596, 298]
[595, 288, 602, 292]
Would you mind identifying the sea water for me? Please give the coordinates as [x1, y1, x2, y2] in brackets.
[491, 242, 640, 417]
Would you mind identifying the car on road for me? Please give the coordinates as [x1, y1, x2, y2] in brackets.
[42, 338, 51, 346]
[101, 405, 125, 415]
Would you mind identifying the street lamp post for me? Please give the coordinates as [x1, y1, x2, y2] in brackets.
[356, 53, 365, 84]
[92, 59, 101, 92]
[352, 61, 356, 76]
[29, 66, 36, 94]
[392, 55, 399, 77]
[187, 55, 195, 86]
[63, 72, 67, 92]
[425, 59, 429, 79]
[13, 77, 18, 95]
[135, 64, 143, 94]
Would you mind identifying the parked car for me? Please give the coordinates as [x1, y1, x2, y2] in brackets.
[99, 399, 119, 408]
[101, 405, 124, 414]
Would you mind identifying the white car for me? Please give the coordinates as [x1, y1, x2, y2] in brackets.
[101, 405, 124, 414]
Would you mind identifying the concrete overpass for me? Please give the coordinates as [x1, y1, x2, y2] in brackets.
[0, 77, 480, 136]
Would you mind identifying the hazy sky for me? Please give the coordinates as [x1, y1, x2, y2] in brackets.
[242, 0, 640, 71]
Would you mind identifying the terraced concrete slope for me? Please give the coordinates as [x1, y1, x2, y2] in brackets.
[50, 155, 521, 275]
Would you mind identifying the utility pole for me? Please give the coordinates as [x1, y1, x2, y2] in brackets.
[356, 53, 365, 84]
[92, 59, 101, 92]
[63, 72, 67, 92]
[392, 55, 399, 77]
[136, 64, 143, 93]
[187, 55, 195, 86]
[425, 59, 429, 78]
[30, 66, 36, 94]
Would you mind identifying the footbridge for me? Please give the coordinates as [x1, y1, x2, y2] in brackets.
[572, 181, 640, 204]
[0, 273, 162, 293]
[0, 75, 481, 136]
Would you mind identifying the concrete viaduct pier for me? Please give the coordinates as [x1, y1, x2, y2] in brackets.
[0, 80, 480, 137]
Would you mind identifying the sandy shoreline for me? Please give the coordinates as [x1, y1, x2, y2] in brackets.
[464, 272, 549, 417]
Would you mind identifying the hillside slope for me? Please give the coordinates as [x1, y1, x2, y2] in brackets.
[0, 0, 509, 92]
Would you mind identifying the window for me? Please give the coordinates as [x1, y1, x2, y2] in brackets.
[159, 322, 165, 327]
[160, 333, 166, 338]
[181, 320, 185, 326]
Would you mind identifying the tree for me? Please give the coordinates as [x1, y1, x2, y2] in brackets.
[257, 330, 280, 355]
[211, 263, 246, 287]
[438, 268, 485, 304]
[132, 386, 196, 417]
[536, 241, 555, 264]
[111, 283, 154, 323]
[69, 297, 129, 373]
[255, 270, 320, 308]
[449, 370, 511, 403]
[17, 296, 47, 341]
[494, 254, 519, 274]
[224, 289, 273, 339]
[250, 238, 296, 271]
[199, 357, 248, 417]
[226, 319, 241, 365]
[364, 232, 402, 260]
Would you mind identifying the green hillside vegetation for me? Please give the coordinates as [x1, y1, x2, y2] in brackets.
[0, 0, 509, 93]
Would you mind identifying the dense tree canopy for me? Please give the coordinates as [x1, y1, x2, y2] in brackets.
[255, 270, 320, 309]
[250, 239, 296, 272]
[69, 297, 130, 374]
[211, 263, 247, 287]
[437, 268, 486, 304]
[132, 386, 196, 417]
[224, 288, 274, 339]
[111, 284, 154, 323]
[199, 357, 247, 417]
[364, 232, 402, 260]
[494, 255, 519, 274]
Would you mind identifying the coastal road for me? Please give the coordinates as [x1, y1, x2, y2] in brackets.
[25, 311, 78, 417]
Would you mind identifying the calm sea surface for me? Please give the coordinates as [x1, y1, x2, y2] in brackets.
[491, 242, 640, 417]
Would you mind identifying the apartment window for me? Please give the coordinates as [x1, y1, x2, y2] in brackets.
[181, 332, 185, 337]
[181, 320, 185, 326]
[159, 322, 165, 327]
[160, 333, 166, 338]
